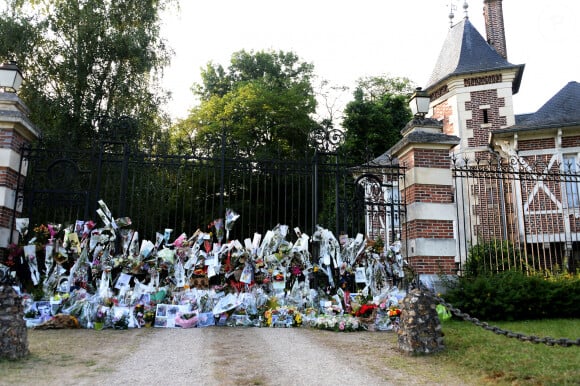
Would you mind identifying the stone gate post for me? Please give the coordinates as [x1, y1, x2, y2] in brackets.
[0, 92, 40, 250]
[388, 117, 459, 290]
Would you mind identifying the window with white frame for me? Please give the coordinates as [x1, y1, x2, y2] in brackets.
[562, 154, 580, 207]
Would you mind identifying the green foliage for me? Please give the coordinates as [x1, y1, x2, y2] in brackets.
[463, 240, 524, 278]
[339, 75, 413, 163]
[444, 270, 580, 321]
[173, 49, 318, 158]
[0, 0, 174, 149]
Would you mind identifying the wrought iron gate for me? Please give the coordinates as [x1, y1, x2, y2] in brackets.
[16, 123, 405, 244]
[452, 153, 580, 274]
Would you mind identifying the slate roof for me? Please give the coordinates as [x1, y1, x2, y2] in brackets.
[496, 81, 580, 133]
[425, 18, 524, 93]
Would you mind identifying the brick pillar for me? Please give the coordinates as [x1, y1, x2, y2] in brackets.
[389, 118, 459, 289]
[0, 92, 40, 249]
[483, 0, 508, 59]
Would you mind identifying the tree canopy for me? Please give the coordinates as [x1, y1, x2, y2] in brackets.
[0, 0, 174, 149]
[339, 75, 414, 163]
[171, 49, 319, 159]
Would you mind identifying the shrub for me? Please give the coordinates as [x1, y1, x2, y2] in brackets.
[443, 270, 580, 321]
[462, 240, 523, 278]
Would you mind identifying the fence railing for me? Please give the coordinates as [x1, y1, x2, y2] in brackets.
[452, 154, 580, 274]
[16, 141, 405, 247]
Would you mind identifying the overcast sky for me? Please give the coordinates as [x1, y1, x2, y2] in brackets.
[160, 0, 579, 121]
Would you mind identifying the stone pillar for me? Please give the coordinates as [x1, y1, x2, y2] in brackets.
[0, 284, 29, 359]
[397, 288, 444, 355]
[0, 92, 40, 250]
[388, 118, 460, 291]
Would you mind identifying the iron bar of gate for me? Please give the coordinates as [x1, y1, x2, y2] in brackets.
[219, 124, 226, 218]
[119, 142, 129, 217]
[10, 145, 29, 244]
[19, 125, 406, 253]
[334, 153, 340, 234]
[312, 150, 319, 233]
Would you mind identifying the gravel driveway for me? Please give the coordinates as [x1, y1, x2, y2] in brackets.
[91, 327, 466, 386]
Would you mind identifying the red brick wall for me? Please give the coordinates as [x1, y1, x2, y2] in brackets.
[466, 89, 506, 147]
[562, 136, 580, 148]
[409, 255, 456, 275]
[483, 0, 507, 59]
[397, 148, 451, 170]
[518, 138, 555, 151]
[0, 129, 27, 152]
[402, 184, 453, 204]
[404, 220, 454, 240]
[414, 149, 452, 168]
[0, 207, 14, 228]
[432, 99, 454, 135]
[0, 167, 20, 190]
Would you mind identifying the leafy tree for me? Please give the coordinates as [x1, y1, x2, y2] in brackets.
[172, 49, 319, 159]
[0, 0, 174, 149]
[340, 75, 414, 163]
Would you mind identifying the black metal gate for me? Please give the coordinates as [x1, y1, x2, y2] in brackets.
[452, 153, 580, 274]
[15, 122, 405, 244]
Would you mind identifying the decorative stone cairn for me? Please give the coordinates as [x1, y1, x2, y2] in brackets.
[397, 289, 444, 355]
[0, 285, 29, 359]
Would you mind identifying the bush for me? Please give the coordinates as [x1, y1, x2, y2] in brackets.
[443, 270, 580, 321]
[462, 240, 523, 278]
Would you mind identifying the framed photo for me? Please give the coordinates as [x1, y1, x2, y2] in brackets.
[355, 267, 367, 284]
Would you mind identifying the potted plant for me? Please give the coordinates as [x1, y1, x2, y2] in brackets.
[143, 309, 155, 327]
[94, 307, 106, 330]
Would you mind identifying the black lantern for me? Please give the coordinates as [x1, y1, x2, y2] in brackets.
[0, 61, 23, 92]
[409, 87, 430, 118]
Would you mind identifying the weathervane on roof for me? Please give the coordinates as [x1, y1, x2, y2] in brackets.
[448, 1, 457, 27]
[448, 1, 468, 27]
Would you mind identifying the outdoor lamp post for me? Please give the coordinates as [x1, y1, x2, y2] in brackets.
[409, 87, 430, 118]
[0, 61, 23, 93]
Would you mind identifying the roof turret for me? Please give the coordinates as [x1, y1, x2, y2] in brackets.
[425, 18, 524, 94]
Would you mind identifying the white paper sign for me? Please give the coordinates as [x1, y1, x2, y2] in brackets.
[355, 267, 367, 284]
[115, 273, 132, 290]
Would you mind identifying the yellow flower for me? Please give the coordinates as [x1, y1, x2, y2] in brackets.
[294, 313, 302, 326]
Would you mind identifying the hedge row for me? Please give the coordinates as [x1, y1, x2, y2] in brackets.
[443, 271, 580, 321]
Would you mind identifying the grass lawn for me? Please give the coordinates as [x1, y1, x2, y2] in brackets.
[437, 318, 580, 385]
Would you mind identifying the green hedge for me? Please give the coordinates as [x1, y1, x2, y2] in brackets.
[443, 271, 580, 321]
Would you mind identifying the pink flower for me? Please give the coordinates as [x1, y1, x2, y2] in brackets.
[339, 321, 345, 330]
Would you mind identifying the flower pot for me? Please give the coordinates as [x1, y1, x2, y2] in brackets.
[94, 322, 104, 330]
[144, 321, 152, 328]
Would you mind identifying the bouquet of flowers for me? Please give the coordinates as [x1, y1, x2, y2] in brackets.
[355, 303, 378, 326]
[355, 303, 377, 318]
[113, 312, 129, 330]
[144, 309, 156, 324]
[134, 304, 145, 326]
[310, 314, 361, 332]
[24, 309, 39, 319]
[95, 307, 107, 323]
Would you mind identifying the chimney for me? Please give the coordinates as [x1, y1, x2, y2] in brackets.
[483, 0, 508, 59]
